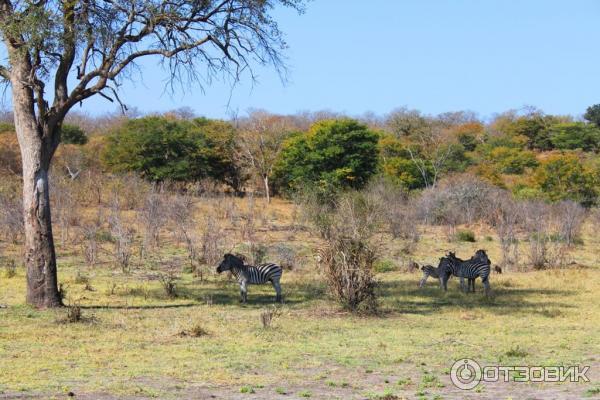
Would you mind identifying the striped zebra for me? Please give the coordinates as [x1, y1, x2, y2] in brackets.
[216, 253, 283, 303]
[446, 250, 492, 296]
[418, 264, 441, 288]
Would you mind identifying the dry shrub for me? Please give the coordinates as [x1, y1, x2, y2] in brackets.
[523, 200, 574, 269]
[523, 200, 551, 269]
[260, 306, 282, 328]
[4, 259, 17, 278]
[314, 190, 382, 313]
[109, 198, 135, 272]
[552, 200, 586, 247]
[159, 272, 178, 298]
[79, 209, 104, 267]
[51, 174, 78, 246]
[138, 185, 167, 257]
[0, 189, 23, 243]
[108, 173, 149, 210]
[168, 193, 201, 275]
[368, 180, 419, 241]
[416, 175, 494, 228]
[488, 191, 522, 269]
[199, 213, 226, 267]
[273, 244, 297, 270]
[178, 322, 209, 337]
[319, 237, 378, 313]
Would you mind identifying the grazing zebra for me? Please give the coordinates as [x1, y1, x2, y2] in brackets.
[216, 253, 283, 303]
[446, 250, 492, 296]
[418, 264, 440, 288]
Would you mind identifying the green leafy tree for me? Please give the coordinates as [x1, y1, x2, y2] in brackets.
[59, 124, 88, 145]
[273, 119, 379, 197]
[548, 122, 600, 152]
[487, 147, 538, 174]
[378, 134, 429, 190]
[103, 116, 243, 189]
[534, 153, 598, 206]
[583, 104, 600, 127]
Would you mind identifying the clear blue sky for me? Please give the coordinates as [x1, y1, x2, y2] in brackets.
[79, 0, 600, 120]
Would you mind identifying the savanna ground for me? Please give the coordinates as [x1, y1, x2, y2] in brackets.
[0, 197, 599, 400]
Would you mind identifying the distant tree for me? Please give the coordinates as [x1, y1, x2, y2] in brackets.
[584, 104, 600, 127]
[236, 110, 294, 203]
[59, 124, 88, 145]
[0, 0, 305, 307]
[104, 116, 243, 189]
[385, 107, 430, 137]
[491, 110, 567, 151]
[274, 119, 379, 197]
[378, 134, 429, 190]
[487, 147, 538, 174]
[449, 122, 485, 151]
[534, 153, 598, 206]
[548, 122, 600, 152]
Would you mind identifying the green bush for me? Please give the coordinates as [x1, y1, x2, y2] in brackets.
[103, 116, 244, 190]
[534, 152, 598, 206]
[548, 122, 600, 152]
[273, 119, 379, 198]
[374, 259, 396, 273]
[455, 229, 476, 242]
[487, 146, 538, 174]
[60, 124, 88, 145]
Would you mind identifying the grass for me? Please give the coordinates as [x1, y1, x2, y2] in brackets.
[0, 197, 599, 399]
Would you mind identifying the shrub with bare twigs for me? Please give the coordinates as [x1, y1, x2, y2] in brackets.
[552, 200, 586, 248]
[108, 198, 135, 272]
[313, 190, 382, 313]
[138, 185, 167, 257]
[0, 190, 23, 243]
[168, 193, 202, 276]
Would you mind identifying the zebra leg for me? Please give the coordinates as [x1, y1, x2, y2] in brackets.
[419, 273, 429, 288]
[440, 275, 448, 291]
[482, 278, 491, 297]
[272, 278, 283, 303]
[239, 280, 248, 303]
[469, 278, 475, 293]
[459, 276, 466, 293]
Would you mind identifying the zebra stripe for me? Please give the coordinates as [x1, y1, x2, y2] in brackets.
[445, 250, 492, 296]
[217, 254, 283, 303]
[418, 264, 440, 288]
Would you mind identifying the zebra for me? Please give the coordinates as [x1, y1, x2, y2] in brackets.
[216, 253, 283, 303]
[446, 252, 476, 292]
[446, 250, 492, 296]
[418, 264, 440, 288]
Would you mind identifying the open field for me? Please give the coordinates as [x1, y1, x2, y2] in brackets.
[1, 197, 599, 399]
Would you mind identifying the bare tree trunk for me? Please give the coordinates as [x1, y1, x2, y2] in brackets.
[263, 175, 271, 204]
[10, 58, 62, 308]
[22, 156, 62, 308]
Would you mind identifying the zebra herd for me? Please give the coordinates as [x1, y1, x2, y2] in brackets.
[215, 249, 493, 304]
[419, 249, 493, 296]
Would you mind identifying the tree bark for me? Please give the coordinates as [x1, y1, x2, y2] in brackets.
[9, 53, 62, 308]
[21, 154, 62, 308]
[263, 175, 271, 204]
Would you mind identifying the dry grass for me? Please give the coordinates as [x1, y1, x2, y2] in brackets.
[0, 196, 598, 399]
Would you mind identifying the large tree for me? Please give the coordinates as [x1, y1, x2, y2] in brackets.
[0, 0, 304, 308]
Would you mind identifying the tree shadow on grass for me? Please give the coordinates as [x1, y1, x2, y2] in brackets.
[379, 278, 577, 317]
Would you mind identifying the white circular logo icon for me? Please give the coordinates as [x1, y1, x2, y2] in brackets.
[450, 358, 482, 390]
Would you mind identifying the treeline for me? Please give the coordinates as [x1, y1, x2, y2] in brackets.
[0, 105, 599, 205]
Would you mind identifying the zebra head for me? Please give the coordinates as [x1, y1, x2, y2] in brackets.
[473, 249, 491, 264]
[217, 253, 244, 273]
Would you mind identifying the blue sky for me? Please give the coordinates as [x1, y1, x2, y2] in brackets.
[78, 0, 600, 120]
